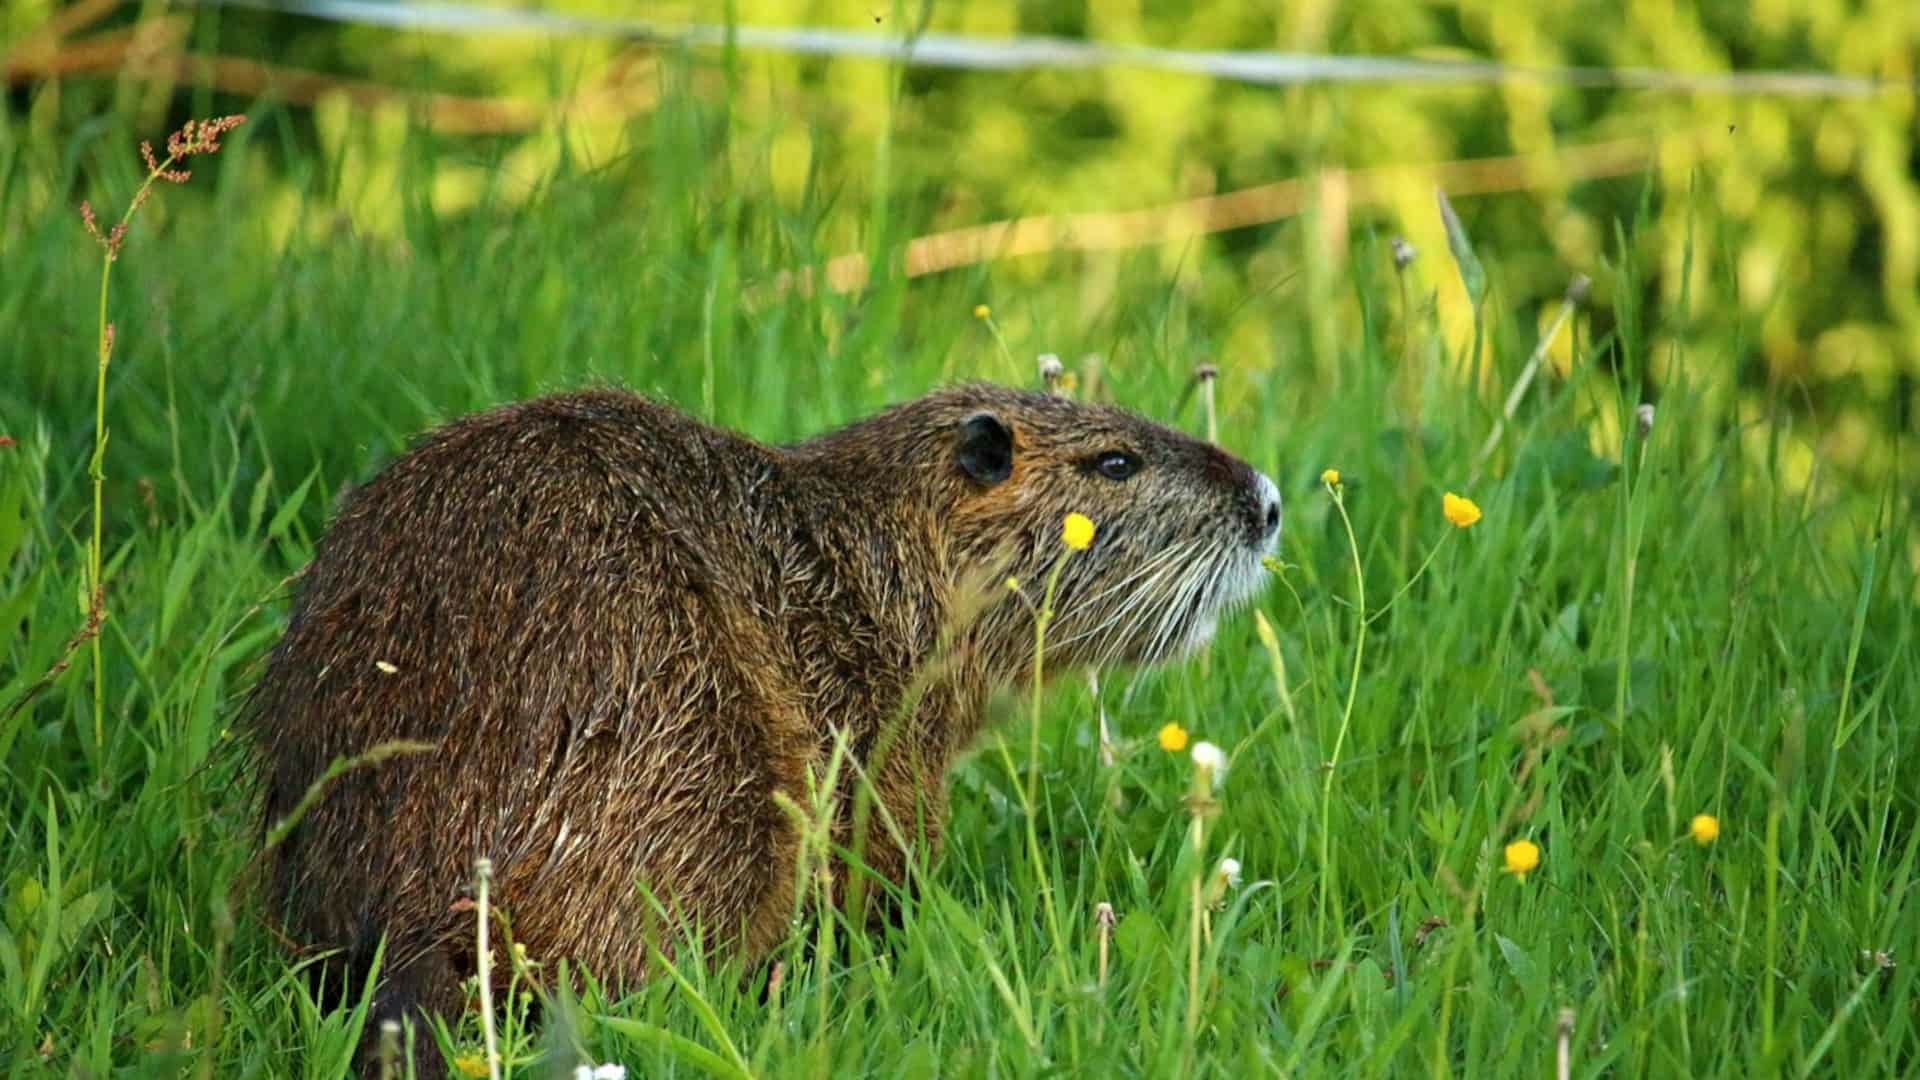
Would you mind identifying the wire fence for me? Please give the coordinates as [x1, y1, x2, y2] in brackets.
[190, 0, 1916, 99]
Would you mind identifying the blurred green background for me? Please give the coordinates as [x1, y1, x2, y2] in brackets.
[6, 0, 1917, 492]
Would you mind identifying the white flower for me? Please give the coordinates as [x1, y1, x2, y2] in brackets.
[1190, 741, 1225, 773]
[1218, 857, 1242, 888]
[575, 1066, 628, 1080]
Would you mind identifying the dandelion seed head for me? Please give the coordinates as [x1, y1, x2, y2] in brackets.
[1190, 741, 1225, 773]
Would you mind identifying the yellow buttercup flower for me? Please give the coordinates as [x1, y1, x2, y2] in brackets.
[1062, 512, 1096, 551]
[1503, 839, 1541, 882]
[1443, 492, 1482, 528]
[1689, 814, 1720, 845]
[452, 1051, 490, 1078]
[1158, 722, 1189, 752]
[973, 303, 991, 319]
[1320, 467, 1340, 487]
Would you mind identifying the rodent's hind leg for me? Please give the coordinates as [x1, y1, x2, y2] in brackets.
[354, 944, 462, 1080]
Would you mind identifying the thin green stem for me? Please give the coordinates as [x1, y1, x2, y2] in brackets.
[86, 156, 177, 762]
[1318, 486, 1367, 941]
[474, 858, 501, 1080]
[1008, 552, 1076, 1052]
[89, 253, 111, 758]
[1185, 813, 1206, 1044]
[1363, 531, 1453, 629]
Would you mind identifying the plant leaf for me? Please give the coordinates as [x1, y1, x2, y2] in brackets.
[1437, 187, 1486, 309]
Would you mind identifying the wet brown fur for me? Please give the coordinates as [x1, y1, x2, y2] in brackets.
[248, 383, 1279, 1075]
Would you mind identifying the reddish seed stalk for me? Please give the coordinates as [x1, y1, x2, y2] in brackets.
[79, 114, 244, 758]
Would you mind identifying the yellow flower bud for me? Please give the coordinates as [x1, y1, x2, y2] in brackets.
[1061, 512, 1096, 551]
[1689, 814, 1720, 845]
[1503, 839, 1541, 882]
[1443, 492, 1483, 528]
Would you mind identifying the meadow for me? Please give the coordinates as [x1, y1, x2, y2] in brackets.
[3, 9, 1919, 1078]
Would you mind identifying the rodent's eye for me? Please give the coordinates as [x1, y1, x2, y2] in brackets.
[1094, 451, 1142, 481]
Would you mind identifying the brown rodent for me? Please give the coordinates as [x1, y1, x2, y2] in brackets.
[248, 382, 1280, 1075]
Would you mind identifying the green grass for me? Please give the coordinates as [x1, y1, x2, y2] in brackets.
[2, 73, 1917, 1079]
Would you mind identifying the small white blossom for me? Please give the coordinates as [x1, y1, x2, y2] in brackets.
[1190, 741, 1225, 773]
[574, 1065, 627, 1080]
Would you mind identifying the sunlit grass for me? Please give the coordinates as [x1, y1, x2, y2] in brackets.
[0, 72, 1915, 1080]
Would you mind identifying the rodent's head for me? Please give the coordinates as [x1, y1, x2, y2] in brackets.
[921, 384, 1281, 672]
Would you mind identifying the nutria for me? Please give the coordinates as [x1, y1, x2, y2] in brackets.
[249, 382, 1281, 1075]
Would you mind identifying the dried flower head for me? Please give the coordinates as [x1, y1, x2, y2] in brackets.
[1391, 236, 1417, 268]
[1157, 722, 1189, 752]
[1095, 901, 1117, 927]
[1566, 273, 1593, 305]
[1191, 741, 1224, 771]
[1190, 740, 1226, 793]
[1443, 492, 1482, 528]
[81, 114, 246, 261]
[1689, 813, 1720, 846]
[1061, 512, 1096, 551]
[1503, 839, 1541, 882]
[1218, 857, 1243, 888]
[1037, 353, 1064, 382]
[80, 201, 127, 260]
[1635, 403, 1656, 439]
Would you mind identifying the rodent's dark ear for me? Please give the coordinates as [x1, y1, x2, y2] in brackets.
[955, 412, 1014, 485]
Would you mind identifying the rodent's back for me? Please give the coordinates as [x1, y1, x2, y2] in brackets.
[255, 389, 817, 980]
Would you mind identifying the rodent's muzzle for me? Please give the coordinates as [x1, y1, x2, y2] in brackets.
[1204, 446, 1282, 552]
[1245, 470, 1282, 552]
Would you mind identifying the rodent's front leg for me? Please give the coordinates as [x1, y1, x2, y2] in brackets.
[835, 745, 947, 930]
